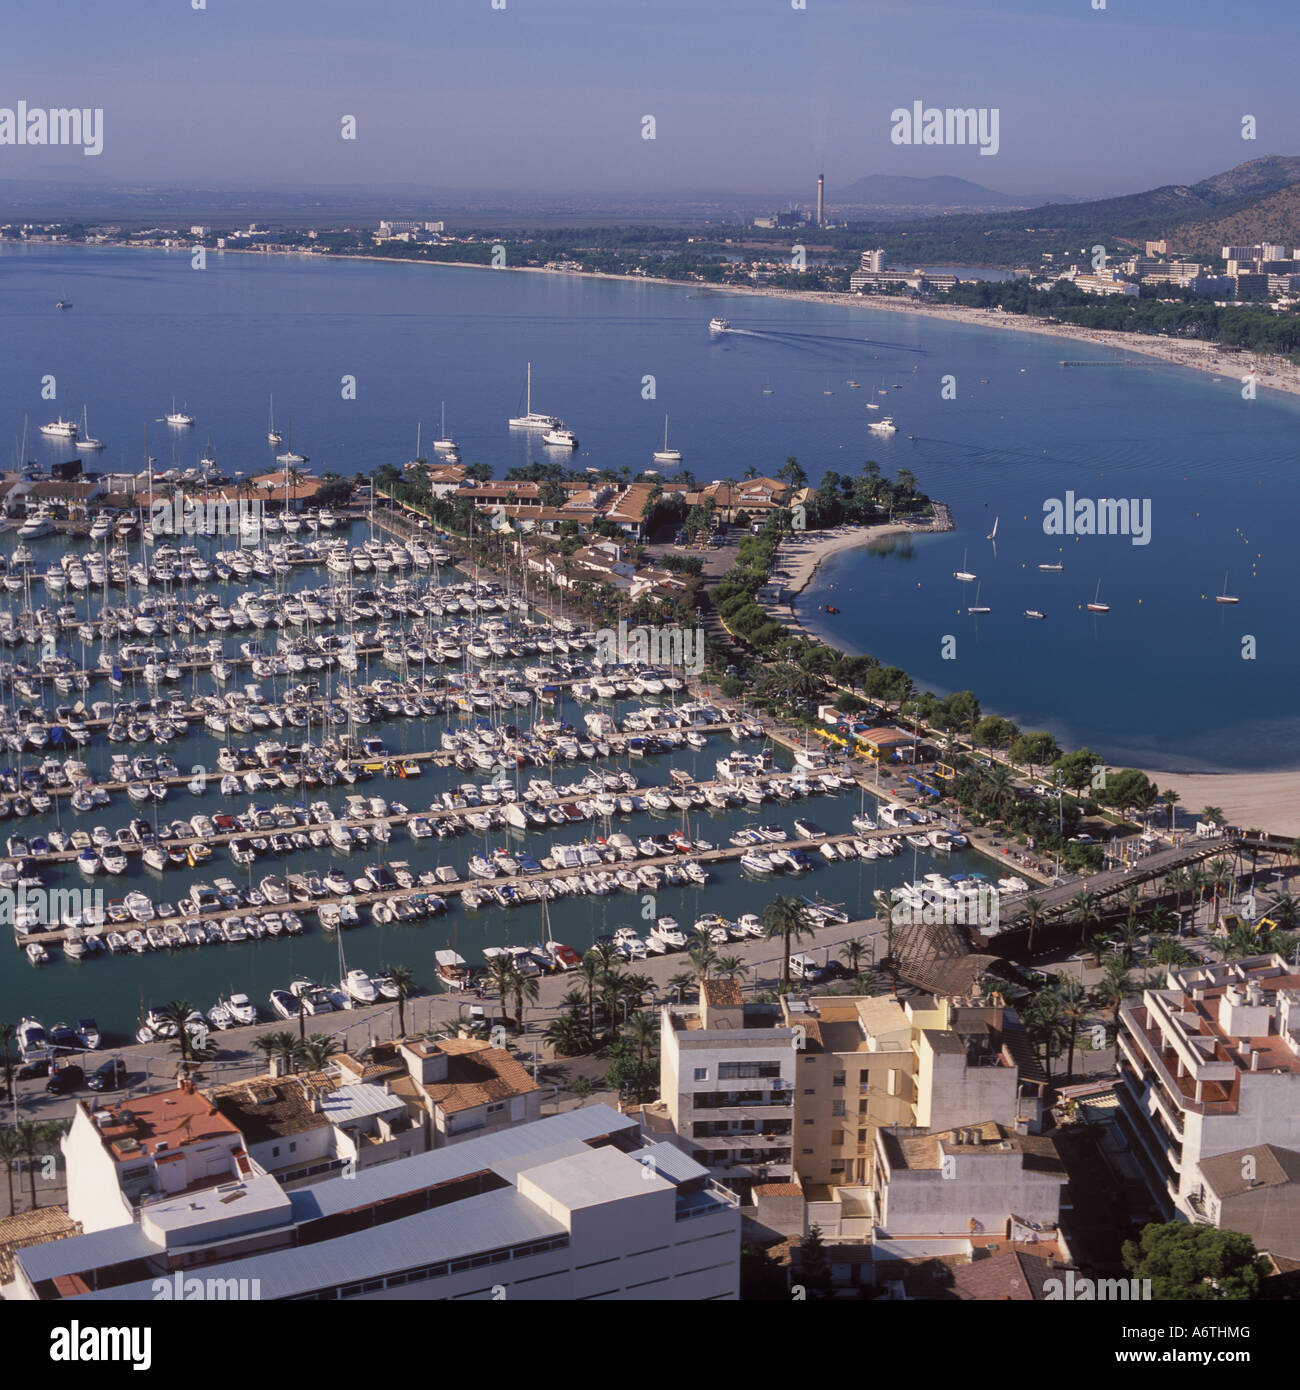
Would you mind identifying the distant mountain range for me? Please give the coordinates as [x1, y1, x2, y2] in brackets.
[835, 155, 1300, 264]
[833, 173, 1042, 211]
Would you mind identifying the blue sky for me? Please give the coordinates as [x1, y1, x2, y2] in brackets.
[1, 0, 1297, 201]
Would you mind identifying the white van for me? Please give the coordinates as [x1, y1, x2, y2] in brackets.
[790, 952, 823, 982]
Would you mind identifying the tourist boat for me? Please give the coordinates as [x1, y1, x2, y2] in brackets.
[708, 317, 730, 333]
[435, 948, 470, 989]
[542, 425, 578, 449]
[508, 363, 562, 430]
[40, 417, 79, 438]
[164, 401, 195, 427]
[868, 416, 898, 433]
[652, 415, 683, 464]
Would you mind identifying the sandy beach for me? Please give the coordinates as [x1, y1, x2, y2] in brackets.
[771, 522, 915, 598]
[104, 241, 1300, 400]
[1133, 769, 1300, 840]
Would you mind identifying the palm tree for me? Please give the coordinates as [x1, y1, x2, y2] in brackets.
[1018, 895, 1049, 957]
[158, 1000, 200, 1065]
[15, 1119, 60, 1210]
[0, 1022, 15, 1104]
[623, 1011, 658, 1062]
[1023, 989, 1067, 1081]
[1162, 788, 1180, 832]
[1056, 978, 1088, 1082]
[0, 1127, 22, 1217]
[838, 938, 866, 979]
[1201, 805, 1225, 831]
[1118, 914, 1144, 966]
[1145, 904, 1178, 937]
[543, 1013, 592, 1057]
[577, 955, 603, 1035]
[1164, 867, 1189, 927]
[559, 987, 588, 1015]
[1206, 857, 1234, 931]
[667, 971, 697, 1002]
[1068, 891, 1100, 947]
[1093, 957, 1137, 1025]
[1150, 937, 1194, 975]
[298, 1034, 341, 1072]
[389, 965, 415, 1038]
[251, 1032, 285, 1075]
[1185, 862, 1209, 929]
[487, 954, 515, 1025]
[1267, 890, 1299, 931]
[1086, 930, 1114, 966]
[589, 941, 621, 975]
[762, 895, 816, 988]
[687, 934, 718, 982]
[715, 955, 746, 981]
[510, 968, 540, 1035]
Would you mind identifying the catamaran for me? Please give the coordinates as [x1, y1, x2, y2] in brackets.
[652, 415, 682, 464]
[508, 363, 562, 430]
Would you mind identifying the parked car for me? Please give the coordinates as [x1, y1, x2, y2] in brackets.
[45, 1064, 85, 1095]
[87, 1057, 128, 1092]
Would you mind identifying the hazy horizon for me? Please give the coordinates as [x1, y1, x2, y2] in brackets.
[1, 0, 1298, 206]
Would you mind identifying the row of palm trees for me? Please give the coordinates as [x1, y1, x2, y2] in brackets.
[0, 1119, 69, 1217]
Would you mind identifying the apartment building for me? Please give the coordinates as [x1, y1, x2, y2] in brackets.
[646, 986, 1044, 1226]
[872, 1119, 1067, 1240]
[13, 1106, 740, 1302]
[208, 1072, 423, 1187]
[648, 982, 800, 1188]
[64, 1078, 250, 1235]
[1114, 954, 1300, 1222]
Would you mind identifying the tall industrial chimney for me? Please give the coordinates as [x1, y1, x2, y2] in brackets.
[816, 173, 825, 228]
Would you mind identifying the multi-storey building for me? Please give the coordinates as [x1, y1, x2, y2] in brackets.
[1115, 954, 1300, 1222]
[651, 981, 799, 1188]
[15, 1106, 740, 1302]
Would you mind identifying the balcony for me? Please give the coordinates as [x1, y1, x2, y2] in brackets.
[1119, 1006, 1239, 1117]
[692, 1131, 792, 1149]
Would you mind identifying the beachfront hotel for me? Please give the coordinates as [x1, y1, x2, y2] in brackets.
[1114, 955, 1300, 1228]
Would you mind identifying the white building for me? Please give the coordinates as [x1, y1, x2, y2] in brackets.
[1115, 954, 1300, 1221]
[872, 1120, 1067, 1242]
[13, 1106, 740, 1301]
[652, 981, 798, 1189]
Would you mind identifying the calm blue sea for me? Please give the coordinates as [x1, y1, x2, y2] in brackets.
[3, 242, 1295, 778]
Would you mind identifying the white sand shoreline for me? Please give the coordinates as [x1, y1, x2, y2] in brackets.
[91, 241, 1300, 400]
